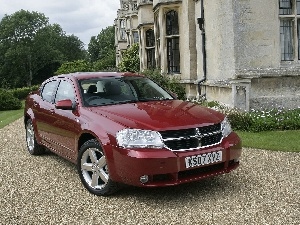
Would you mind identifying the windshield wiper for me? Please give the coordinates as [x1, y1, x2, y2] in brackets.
[138, 97, 172, 102]
[119, 100, 138, 104]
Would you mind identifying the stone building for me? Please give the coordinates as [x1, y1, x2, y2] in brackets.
[115, 0, 300, 110]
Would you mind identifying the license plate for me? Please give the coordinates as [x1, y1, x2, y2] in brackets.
[185, 151, 222, 169]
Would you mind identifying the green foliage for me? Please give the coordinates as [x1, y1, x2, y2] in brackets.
[57, 25, 118, 74]
[88, 26, 115, 64]
[55, 60, 93, 74]
[0, 89, 22, 110]
[142, 69, 186, 100]
[244, 108, 300, 131]
[93, 54, 117, 71]
[197, 100, 300, 132]
[9, 85, 40, 100]
[0, 10, 85, 88]
[118, 43, 140, 73]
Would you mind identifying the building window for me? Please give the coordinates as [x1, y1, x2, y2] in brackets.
[154, 13, 161, 68]
[146, 29, 156, 69]
[279, 0, 300, 61]
[132, 3, 138, 11]
[166, 10, 180, 73]
[166, 10, 179, 36]
[132, 31, 139, 43]
[167, 38, 180, 73]
[120, 19, 126, 41]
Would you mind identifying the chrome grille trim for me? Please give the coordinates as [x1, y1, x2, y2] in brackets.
[162, 130, 221, 141]
[159, 123, 223, 152]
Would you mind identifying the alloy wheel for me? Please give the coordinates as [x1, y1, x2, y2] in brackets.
[80, 147, 109, 190]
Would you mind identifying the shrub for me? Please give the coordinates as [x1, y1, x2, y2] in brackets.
[244, 108, 300, 132]
[0, 89, 22, 110]
[55, 60, 93, 75]
[118, 43, 140, 73]
[196, 100, 300, 132]
[142, 69, 186, 100]
[10, 85, 40, 100]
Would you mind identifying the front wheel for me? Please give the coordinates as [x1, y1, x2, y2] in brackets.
[77, 139, 120, 196]
[25, 119, 45, 155]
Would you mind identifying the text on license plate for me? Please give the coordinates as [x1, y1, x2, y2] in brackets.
[185, 151, 222, 169]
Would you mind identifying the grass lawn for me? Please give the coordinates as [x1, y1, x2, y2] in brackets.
[0, 107, 24, 129]
[236, 130, 300, 153]
[0, 101, 24, 129]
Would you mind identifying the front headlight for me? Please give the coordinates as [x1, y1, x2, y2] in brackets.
[116, 129, 164, 148]
[221, 117, 232, 138]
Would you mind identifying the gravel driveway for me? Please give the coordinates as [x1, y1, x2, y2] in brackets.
[0, 118, 299, 225]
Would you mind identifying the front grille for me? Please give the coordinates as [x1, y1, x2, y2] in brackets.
[159, 123, 222, 151]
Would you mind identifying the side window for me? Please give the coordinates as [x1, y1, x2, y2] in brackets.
[41, 81, 59, 103]
[55, 80, 75, 103]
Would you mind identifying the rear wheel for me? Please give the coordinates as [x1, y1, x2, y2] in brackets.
[77, 139, 120, 196]
[25, 119, 45, 155]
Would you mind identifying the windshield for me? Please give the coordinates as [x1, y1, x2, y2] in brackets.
[78, 76, 174, 107]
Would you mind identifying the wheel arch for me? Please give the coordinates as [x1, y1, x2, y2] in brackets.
[77, 131, 119, 181]
[24, 114, 31, 126]
[78, 133, 97, 151]
[24, 108, 34, 126]
[24, 110, 43, 145]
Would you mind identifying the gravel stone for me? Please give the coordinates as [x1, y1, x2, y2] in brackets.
[0, 118, 299, 225]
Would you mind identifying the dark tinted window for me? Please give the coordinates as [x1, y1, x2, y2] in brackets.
[41, 81, 59, 103]
[55, 80, 75, 103]
[166, 10, 179, 35]
[79, 77, 173, 107]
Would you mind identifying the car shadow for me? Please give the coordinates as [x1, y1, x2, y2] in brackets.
[111, 174, 243, 205]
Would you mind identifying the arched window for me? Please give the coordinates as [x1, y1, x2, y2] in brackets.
[166, 10, 180, 73]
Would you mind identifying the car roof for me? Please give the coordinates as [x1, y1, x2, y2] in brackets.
[55, 72, 144, 80]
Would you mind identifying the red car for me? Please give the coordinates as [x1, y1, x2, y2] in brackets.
[24, 72, 242, 196]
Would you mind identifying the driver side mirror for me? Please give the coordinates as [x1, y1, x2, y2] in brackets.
[55, 99, 76, 110]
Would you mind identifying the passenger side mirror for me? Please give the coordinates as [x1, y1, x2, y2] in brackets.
[55, 99, 76, 110]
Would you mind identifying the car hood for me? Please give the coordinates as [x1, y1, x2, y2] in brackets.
[88, 100, 224, 131]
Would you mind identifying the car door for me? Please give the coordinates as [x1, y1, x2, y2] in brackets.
[34, 80, 60, 146]
[50, 80, 82, 160]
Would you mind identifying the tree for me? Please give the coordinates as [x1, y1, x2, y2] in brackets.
[0, 10, 49, 87]
[118, 43, 140, 73]
[55, 60, 92, 75]
[60, 34, 86, 62]
[88, 26, 116, 70]
[0, 10, 85, 88]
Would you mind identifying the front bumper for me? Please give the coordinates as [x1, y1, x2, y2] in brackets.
[108, 132, 242, 187]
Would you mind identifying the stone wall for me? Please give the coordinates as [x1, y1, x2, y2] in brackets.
[233, 0, 279, 70]
[250, 76, 300, 109]
[205, 0, 236, 81]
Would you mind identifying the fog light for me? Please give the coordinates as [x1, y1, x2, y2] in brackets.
[234, 158, 240, 163]
[140, 175, 149, 184]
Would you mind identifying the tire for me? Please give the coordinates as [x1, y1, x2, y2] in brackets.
[77, 139, 120, 196]
[25, 119, 45, 155]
